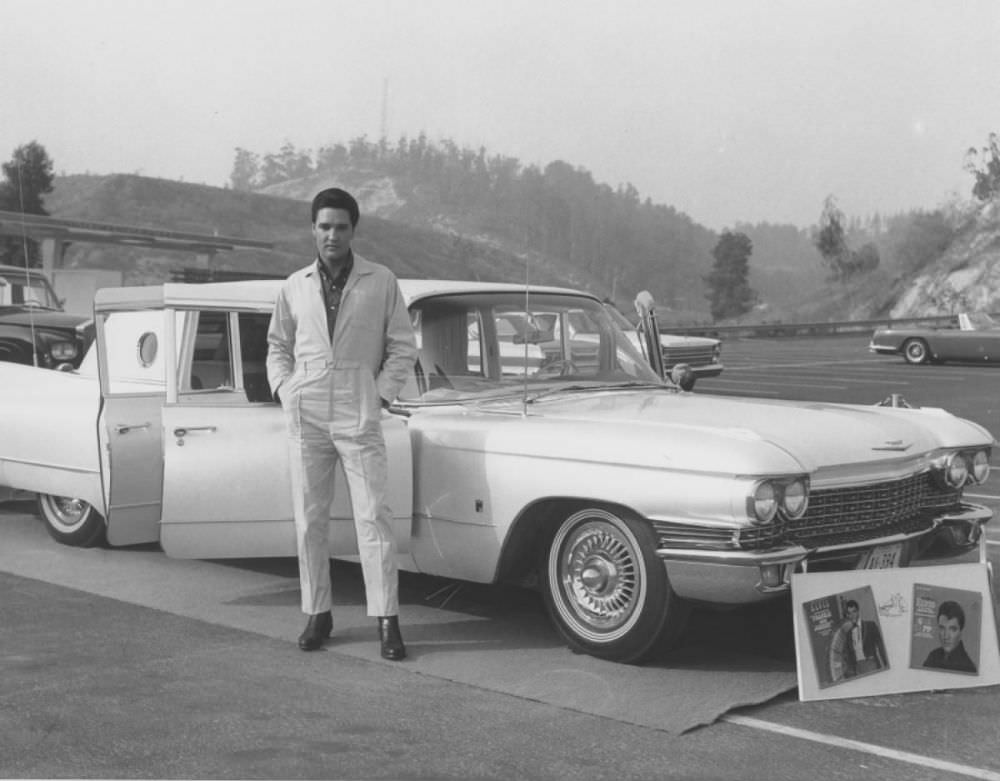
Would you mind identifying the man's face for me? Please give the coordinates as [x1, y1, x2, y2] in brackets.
[313, 207, 355, 265]
[937, 615, 963, 652]
[847, 605, 859, 626]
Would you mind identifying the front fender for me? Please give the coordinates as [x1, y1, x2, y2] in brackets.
[0, 324, 38, 365]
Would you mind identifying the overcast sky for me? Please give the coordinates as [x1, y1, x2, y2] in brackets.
[3, 0, 998, 230]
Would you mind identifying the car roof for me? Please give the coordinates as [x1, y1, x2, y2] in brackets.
[93, 278, 594, 312]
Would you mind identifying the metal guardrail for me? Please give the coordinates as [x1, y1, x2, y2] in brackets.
[661, 314, 962, 340]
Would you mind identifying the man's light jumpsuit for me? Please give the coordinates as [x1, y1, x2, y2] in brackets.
[266, 255, 417, 617]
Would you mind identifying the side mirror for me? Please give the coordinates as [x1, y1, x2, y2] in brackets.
[633, 290, 666, 379]
[671, 363, 696, 391]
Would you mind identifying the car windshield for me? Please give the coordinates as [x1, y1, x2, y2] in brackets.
[0, 270, 61, 309]
[962, 312, 999, 330]
[398, 291, 664, 404]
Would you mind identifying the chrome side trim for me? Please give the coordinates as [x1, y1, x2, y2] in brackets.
[0, 456, 100, 475]
[655, 545, 808, 567]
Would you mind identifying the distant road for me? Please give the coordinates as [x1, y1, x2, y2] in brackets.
[698, 333, 1000, 433]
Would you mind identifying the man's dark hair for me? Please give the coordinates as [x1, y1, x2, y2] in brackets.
[311, 187, 360, 226]
[845, 599, 859, 611]
[938, 600, 966, 629]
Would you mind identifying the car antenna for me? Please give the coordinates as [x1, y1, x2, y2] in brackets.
[15, 160, 39, 367]
[521, 254, 530, 416]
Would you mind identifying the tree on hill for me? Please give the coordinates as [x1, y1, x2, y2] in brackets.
[814, 195, 879, 282]
[704, 230, 756, 321]
[0, 141, 55, 267]
[234, 135, 717, 309]
[230, 147, 259, 191]
[965, 132, 1000, 202]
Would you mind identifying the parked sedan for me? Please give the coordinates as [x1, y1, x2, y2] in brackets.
[0, 279, 992, 664]
[0, 264, 92, 368]
[870, 312, 1000, 365]
[603, 303, 723, 385]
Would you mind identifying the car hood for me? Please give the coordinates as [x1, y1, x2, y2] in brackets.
[660, 333, 718, 348]
[0, 307, 87, 330]
[472, 389, 993, 477]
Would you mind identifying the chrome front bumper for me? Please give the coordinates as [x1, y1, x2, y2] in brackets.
[656, 502, 991, 604]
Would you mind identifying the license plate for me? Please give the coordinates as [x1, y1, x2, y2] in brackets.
[858, 543, 903, 570]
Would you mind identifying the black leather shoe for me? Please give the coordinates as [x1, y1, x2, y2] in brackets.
[298, 611, 333, 651]
[378, 615, 406, 661]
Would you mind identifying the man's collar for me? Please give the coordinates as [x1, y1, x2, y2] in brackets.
[306, 251, 375, 279]
[316, 251, 353, 283]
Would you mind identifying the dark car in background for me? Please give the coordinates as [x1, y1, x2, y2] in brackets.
[870, 312, 1000, 365]
[0, 264, 92, 369]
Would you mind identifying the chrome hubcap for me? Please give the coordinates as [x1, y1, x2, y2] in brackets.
[561, 521, 638, 632]
[43, 495, 90, 530]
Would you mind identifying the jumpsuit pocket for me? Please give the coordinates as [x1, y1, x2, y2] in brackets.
[330, 360, 379, 435]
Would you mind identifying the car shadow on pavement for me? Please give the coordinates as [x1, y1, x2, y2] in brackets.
[218, 557, 797, 668]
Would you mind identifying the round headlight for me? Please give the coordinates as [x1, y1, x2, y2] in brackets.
[971, 450, 990, 484]
[781, 478, 809, 519]
[944, 452, 969, 488]
[749, 481, 778, 524]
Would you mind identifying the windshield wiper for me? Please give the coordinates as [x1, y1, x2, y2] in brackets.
[526, 381, 668, 404]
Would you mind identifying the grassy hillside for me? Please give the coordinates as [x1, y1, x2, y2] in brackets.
[44, 174, 607, 292]
[43, 171, 997, 322]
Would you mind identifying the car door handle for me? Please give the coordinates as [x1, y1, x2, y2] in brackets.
[173, 426, 217, 437]
[115, 422, 151, 435]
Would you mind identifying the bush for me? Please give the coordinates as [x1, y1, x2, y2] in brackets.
[883, 210, 956, 275]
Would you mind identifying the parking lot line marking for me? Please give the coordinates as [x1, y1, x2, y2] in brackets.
[722, 715, 1000, 780]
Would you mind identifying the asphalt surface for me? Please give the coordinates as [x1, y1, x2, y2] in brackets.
[3, 333, 1000, 780]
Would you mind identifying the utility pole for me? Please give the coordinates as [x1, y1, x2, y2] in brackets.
[380, 78, 389, 141]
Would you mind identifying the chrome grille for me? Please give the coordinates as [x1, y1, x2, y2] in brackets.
[661, 345, 716, 368]
[652, 472, 960, 552]
[787, 472, 959, 548]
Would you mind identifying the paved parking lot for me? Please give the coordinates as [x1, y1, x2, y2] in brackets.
[3, 333, 1000, 780]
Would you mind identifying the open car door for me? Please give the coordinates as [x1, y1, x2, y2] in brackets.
[158, 308, 413, 560]
[96, 303, 169, 546]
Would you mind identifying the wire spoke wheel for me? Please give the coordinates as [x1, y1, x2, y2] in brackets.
[543, 508, 688, 663]
[558, 516, 642, 637]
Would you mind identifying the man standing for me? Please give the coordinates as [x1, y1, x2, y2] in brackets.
[923, 601, 977, 673]
[842, 599, 887, 677]
[267, 187, 417, 659]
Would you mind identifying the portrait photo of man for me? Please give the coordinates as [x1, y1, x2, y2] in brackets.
[922, 600, 979, 674]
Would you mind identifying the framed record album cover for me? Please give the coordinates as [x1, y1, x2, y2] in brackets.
[792, 563, 999, 701]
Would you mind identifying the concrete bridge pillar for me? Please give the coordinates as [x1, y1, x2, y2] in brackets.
[40, 237, 65, 274]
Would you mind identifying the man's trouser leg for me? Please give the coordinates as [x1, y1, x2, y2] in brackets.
[336, 430, 399, 617]
[288, 416, 337, 615]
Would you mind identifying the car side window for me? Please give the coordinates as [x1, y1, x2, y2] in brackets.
[237, 312, 274, 403]
[186, 311, 233, 392]
[177, 310, 274, 404]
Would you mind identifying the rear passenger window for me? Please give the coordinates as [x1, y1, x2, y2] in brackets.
[238, 312, 274, 403]
[178, 310, 275, 404]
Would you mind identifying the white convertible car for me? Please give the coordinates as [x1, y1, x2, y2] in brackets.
[0, 279, 993, 663]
